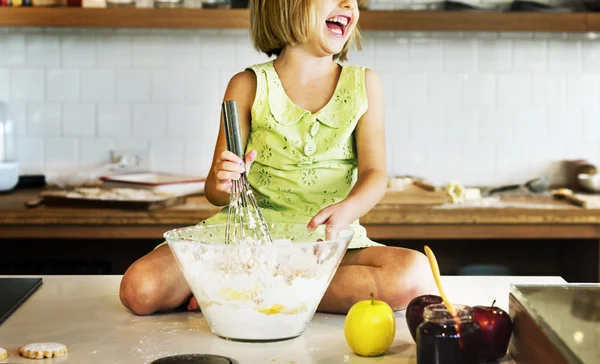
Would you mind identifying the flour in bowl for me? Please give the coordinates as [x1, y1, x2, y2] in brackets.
[169, 237, 344, 341]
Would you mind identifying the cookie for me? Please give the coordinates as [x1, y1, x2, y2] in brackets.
[0, 347, 7, 360]
[18, 343, 67, 359]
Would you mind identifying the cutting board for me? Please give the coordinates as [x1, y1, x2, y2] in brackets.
[381, 185, 450, 205]
[26, 187, 187, 210]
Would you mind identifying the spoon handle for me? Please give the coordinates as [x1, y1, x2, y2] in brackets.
[424, 245, 457, 317]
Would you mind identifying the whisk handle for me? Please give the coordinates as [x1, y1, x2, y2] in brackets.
[222, 100, 244, 158]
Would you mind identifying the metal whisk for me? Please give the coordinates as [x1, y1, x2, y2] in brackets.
[221, 100, 273, 245]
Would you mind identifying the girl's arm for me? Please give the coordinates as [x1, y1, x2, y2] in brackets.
[204, 71, 257, 207]
[308, 68, 387, 228]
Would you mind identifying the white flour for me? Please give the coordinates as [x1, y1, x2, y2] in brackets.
[170, 238, 342, 341]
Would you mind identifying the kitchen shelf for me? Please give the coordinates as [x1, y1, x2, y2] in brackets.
[0, 8, 599, 32]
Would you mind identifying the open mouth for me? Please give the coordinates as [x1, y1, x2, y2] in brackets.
[325, 15, 350, 37]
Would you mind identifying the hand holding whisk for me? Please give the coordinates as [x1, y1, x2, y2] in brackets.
[221, 100, 273, 246]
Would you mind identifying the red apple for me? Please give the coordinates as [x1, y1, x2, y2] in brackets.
[405, 294, 443, 342]
[472, 300, 513, 362]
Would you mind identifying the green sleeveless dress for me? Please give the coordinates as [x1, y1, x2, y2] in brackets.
[201, 60, 380, 249]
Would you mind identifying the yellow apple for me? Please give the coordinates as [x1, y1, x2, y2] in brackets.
[344, 293, 396, 357]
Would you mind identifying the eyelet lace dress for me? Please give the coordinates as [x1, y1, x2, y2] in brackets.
[201, 60, 381, 249]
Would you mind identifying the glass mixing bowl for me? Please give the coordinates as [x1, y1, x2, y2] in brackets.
[164, 222, 354, 342]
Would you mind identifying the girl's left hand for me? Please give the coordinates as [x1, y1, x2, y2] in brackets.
[307, 202, 355, 231]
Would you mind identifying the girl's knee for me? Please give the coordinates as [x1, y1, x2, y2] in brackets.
[120, 258, 165, 315]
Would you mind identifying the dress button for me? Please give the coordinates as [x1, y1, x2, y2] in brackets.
[309, 122, 320, 137]
[304, 140, 317, 156]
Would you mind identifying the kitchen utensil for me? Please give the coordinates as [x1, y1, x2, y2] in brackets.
[24, 187, 186, 210]
[164, 222, 353, 341]
[222, 100, 272, 246]
[413, 178, 437, 192]
[424, 245, 456, 316]
[577, 173, 600, 193]
[487, 176, 549, 196]
[0, 103, 18, 193]
[551, 188, 587, 208]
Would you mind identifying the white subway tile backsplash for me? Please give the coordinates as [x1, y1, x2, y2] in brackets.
[7, 101, 26, 136]
[392, 141, 429, 177]
[2, 27, 600, 185]
[26, 102, 60, 137]
[374, 35, 409, 72]
[10, 69, 44, 101]
[462, 74, 496, 107]
[167, 104, 203, 138]
[44, 137, 79, 170]
[149, 138, 184, 173]
[98, 103, 131, 137]
[166, 35, 201, 69]
[132, 36, 166, 68]
[132, 104, 166, 138]
[443, 108, 478, 141]
[565, 74, 600, 106]
[96, 35, 132, 68]
[79, 138, 113, 166]
[409, 37, 444, 72]
[0, 34, 25, 66]
[25, 34, 60, 68]
[0, 68, 8, 102]
[184, 138, 212, 177]
[444, 38, 477, 73]
[532, 74, 565, 106]
[477, 38, 512, 72]
[547, 39, 581, 73]
[424, 142, 461, 184]
[583, 108, 600, 142]
[582, 40, 600, 72]
[460, 142, 496, 179]
[513, 40, 546, 72]
[478, 108, 515, 142]
[62, 102, 95, 137]
[428, 74, 462, 106]
[185, 71, 220, 105]
[547, 108, 582, 141]
[409, 107, 445, 140]
[81, 70, 115, 102]
[151, 71, 185, 102]
[497, 74, 532, 106]
[46, 69, 80, 101]
[62, 35, 96, 68]
[394, 73, 427, 106]
[199, 35, 236, 70]
[512, 108, 547, 141]
[235, 37, 270, 71]
[16, 136, 44, 174]
[116, 70, 150, 102]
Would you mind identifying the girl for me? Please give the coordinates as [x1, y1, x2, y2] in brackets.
[120, 0, 434, 316]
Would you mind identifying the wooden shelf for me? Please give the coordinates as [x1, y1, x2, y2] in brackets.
[0, 8, 599, 31]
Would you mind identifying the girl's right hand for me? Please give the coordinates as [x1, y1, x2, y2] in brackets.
[213, 149, 257, 193]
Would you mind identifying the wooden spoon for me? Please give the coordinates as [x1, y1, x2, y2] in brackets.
[424, 245, 457, 317]
[552, 188, 587, 208]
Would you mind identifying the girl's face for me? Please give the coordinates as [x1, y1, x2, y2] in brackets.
[313, 0, 359, 57]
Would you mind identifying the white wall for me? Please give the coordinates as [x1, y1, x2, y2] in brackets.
[1, 6, 600, 186]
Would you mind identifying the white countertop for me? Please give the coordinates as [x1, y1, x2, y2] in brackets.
[0, 275, 566, 364]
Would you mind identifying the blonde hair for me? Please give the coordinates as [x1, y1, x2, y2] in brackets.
[249, 0, 362, 62]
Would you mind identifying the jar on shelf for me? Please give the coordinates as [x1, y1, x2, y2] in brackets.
[0, 103, 19, 192]
[106, 0, 134, 7]
[201, 0, 230, 8]
[153, 0, 182, 8]
[416, 304, 482, 364]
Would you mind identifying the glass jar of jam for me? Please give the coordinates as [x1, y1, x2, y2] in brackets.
[417, 304, 482, 364]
